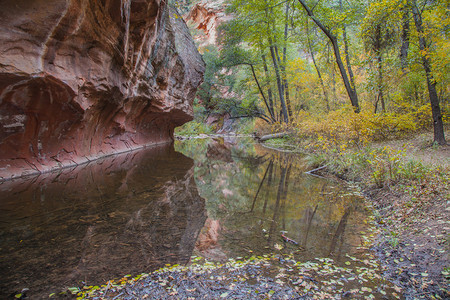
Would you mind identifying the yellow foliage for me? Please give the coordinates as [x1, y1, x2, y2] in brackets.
[290, 104, 433, 148]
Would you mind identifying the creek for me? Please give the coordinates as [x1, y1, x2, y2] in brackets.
[0, 137, 375, 298]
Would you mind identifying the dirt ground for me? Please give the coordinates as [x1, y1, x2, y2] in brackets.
[320, 132, 449, 299]
[366, 186, 448, 299]
[371, 131, 449, 168]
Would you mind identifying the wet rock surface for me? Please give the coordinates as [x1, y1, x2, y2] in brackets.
[0, 0, 205, 179]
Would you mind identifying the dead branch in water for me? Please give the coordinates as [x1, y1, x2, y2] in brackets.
[256, 132, 289, 142]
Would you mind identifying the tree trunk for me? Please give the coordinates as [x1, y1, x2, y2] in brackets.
[373, 24, 385, 113]
[377, 52, 385, 112]
[282, 0, 293, 118]
[249, 64, 276, 122]
[340, 0, 358, 104]
[342, 26, 356, 93]
[400, 6, 410, 70]
[258, 132, 289, 142]
[269, 43, 289, 123]
[328, 43, 337, 103]
[297, 0, 360, 112]
[262, 54, 275, 117]
[307, 21, 330, 111]
[266, 5, 289, 123]
[411, 1, 446, 145]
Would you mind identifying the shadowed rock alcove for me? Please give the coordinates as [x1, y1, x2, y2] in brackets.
[0, 0, 205, 179]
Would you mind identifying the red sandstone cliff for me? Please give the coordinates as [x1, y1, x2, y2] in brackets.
[186, 0, 228, 49]
[0, 0, 205, 180]
[185, 1, 238, 133]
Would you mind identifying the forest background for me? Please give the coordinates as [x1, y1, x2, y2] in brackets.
[174, 0, 448, 150]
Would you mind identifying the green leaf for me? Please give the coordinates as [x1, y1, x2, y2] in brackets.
[14, 294, 22, 299]
[68, 287, 80, 295]
[220, 292, 229, 298]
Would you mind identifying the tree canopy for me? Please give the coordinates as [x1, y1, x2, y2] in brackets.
[188, 0, 448, 144]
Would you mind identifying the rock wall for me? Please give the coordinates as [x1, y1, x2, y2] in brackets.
[185, 0, 227, 48]
[185, 0, 239, 133]
[0, 0, 205, 180]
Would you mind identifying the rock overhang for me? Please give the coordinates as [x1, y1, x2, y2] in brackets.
[0, 0, 205, 180]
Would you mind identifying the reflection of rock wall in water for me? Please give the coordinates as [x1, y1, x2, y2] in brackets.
[0, 0, 205, 180]
[0, 145, 206, 299]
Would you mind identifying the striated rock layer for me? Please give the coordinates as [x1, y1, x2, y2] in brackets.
[0, 0, 205, 180]
[186, 0, 228, 48]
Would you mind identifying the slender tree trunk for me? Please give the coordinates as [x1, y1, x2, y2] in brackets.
[411, 1, 446, 145]
[266, 5, 289, 123]
[282, 0, 293, 118]
[274, 45, 285, 103]
[248, 64, 276, 122]
[373, 24, 385, 113]
[297, 0, 360, 112]
[377, 52, 385, 112]
[269, 43, 289, 123]
[275, 43, 293, 119]
[284, 81, 292, 117]
[332, 66, 336, 102]
[307, 21, 330, 111]
[340, 0, 357, 100]
[262, 54, 275, 117]
[342, 27, 356, 93]
[400, 6, 410, 70]
[270, 8, 290, 118]
[327, 43, 337, 103]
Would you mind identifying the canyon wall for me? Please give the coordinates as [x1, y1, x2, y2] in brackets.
[0, 0, 205, 180]
[186, 0, 227, 48]
[186, 0, 238, 133]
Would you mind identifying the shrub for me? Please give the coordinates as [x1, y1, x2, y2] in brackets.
[175, 121, 213, 136]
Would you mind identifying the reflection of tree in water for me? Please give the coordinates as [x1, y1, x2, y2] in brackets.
[329, 207, 351, 257]
[176, 138, 368, 262]
[213, 149, 365, 261]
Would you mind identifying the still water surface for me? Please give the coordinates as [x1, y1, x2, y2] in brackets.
[0, 137, 372, 298]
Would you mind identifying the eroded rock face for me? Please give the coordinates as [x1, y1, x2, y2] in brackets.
[0, 0, 205, 179]
[186, 0, 228, 48]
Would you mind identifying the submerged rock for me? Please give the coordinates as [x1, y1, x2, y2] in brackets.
[0, 0, 205, 179]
